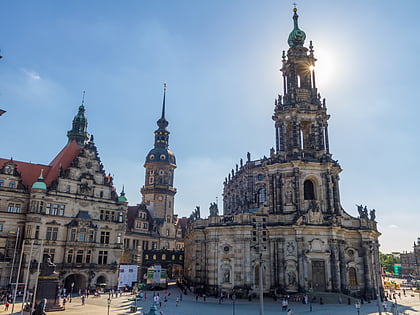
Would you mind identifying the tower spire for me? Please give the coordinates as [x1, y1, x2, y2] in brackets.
[157, 83, 169, 129]
[161, 83, 166, 120]
[67, 92, 89, 146]
[288, 6, 306, 47]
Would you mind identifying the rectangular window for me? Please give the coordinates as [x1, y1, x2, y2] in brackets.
[39, 201, 43, 213]
[9, 181, 16, 188]
[76, 250, 83, 263]
[46, 227, 52, 240]
[7, 203, 14, 213]
[52, 204, 58, 216]
[14, 204, 21, 213]
[66, 185, 71, 193]
[44, 248, 55, 262]
[100, 231, 110, 244]
[111, 212, 115, 221]
[45, 203, 51, 215]
[105, 211, 110, 221]
[78, 232, 85, 242]
[59, 205, 65, 216]
[26, 226, 32, 238]
[143, 223, 148, 229]
[30, 201, 36, 212]
[152, 242, 157, 250]
[70, 229, 76, 241]
[0, 180, 3, 187]
[35, 226, 40, 239]
[135, 222, 141, 229]
[98, 251, 108, 264]
[0, 223, 3, 232]
[67, 250, 73, 263]
[52, 227, 58, 241]
[89, 230, 95, 242]
[86, 250, 91, 263]
[100, 210, 104, 220]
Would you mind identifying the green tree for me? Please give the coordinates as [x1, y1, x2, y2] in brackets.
[380, 252, 401, 274]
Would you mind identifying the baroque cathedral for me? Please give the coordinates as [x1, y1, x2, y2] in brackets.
[184, 9, 382, 298]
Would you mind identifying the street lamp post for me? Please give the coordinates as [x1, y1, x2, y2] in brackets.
[70, 282, 74, 303]
[107, 292, 112, 315]
[232, 294, 236, 315]
[355, 300, 361, 315]
[257, 223, 264, 315]
[308, 287, 313, 312]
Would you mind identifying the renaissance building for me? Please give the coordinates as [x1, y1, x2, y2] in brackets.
[184, 9, 382, 298]
[0, 101, 127, 292]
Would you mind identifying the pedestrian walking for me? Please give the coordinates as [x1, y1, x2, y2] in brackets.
[203, 294, 206, 303]
[81, 294, 85, 305]
[383, 300, 388, 312]
[176, 296, 179, 307]
[4, 301, 9, 311]
[63, 297, 67, 310]
[287, 309, 293, 315]
[282, 298, 288, 311]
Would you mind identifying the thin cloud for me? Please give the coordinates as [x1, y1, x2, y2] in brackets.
[388, 224, 399, 229]
[22, 69, 41, 80]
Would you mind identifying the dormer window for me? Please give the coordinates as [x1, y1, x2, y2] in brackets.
[6, 168, 12, 174]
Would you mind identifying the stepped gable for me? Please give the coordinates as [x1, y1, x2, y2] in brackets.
[0, 140, 82, 189]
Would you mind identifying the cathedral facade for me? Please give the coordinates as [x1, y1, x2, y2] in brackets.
[0, 102, 127, 292]
[184, 9, 382, 298]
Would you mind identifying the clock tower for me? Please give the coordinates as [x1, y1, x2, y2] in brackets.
[141, 84, 177, 221]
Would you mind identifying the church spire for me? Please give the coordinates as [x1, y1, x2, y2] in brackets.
[157, 83, 168, 129]
[154, 83, 170, 149]
[67, 92, 89, 146]
[288, 7, 306, 47]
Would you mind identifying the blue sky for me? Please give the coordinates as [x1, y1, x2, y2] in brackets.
[1, 1, 419, 254]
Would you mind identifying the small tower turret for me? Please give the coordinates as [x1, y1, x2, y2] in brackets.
[67, 92, 89, 146]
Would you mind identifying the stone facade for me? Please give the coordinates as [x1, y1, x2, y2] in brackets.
[400, 238, 420, 277]
[0, 103, 127, 293]
[184, 9, 382, 298]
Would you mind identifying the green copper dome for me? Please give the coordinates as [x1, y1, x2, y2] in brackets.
[32, 171, 47, 190]
[288, 8, 306, 47]
[118, 186, 128, 202]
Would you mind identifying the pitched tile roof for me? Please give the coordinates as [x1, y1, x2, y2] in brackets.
[0, 140, 82, 190]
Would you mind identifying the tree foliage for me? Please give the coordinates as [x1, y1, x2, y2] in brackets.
[380, 252, 401, 273]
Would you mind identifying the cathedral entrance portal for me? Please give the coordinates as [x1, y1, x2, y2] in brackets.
[311, 261, 326, 291]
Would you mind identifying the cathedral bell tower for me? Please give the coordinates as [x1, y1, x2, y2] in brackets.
[270, 7, 342, 216]
[141, 84, 177, 220]
[273, 7, 331, 162]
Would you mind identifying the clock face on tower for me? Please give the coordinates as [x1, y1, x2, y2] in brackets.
[157, 195, 164, 202]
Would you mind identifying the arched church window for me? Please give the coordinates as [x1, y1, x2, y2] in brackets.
[258, 188, 266, 204]
[304, 180, 315, 200]
[349, 267, 357, 286]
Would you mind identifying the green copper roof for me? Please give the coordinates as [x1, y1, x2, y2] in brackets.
[32, 171, 47, 190]
[288, 8, 306, 47]
[118, 186, 128, 202]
